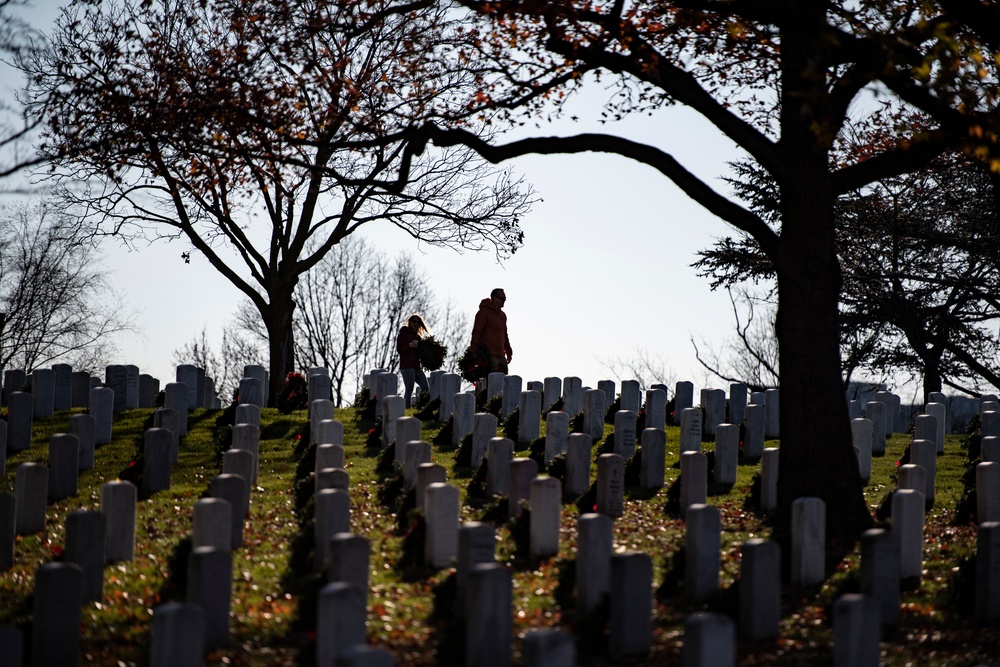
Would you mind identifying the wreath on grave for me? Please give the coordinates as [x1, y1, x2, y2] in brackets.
[457, 344, 489, 383]
[277, 372, 308, 414]
[416, 336, 448, 371]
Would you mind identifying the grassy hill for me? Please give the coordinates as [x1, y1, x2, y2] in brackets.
[1, 397, 997, 666]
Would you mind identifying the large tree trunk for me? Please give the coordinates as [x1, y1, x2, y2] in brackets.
[922, 357, 943, 404]
[262, 294, 297, 407]
[772, 5, 873, 555]
[774, 201, 873, 548]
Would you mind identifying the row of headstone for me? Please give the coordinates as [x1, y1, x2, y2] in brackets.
[2, 366, 96, 412]
[298, 410, 403, 664]
[238, 364, 269, 409]
[1, 363, 175, 417]
[148, 397, 267, 658]
[0, 472, 140, 665]
[673, 382, 779, 438]
[175, 364, 223, 410]
[170, 375, 1000, 660]
[2, 363, 249, 663]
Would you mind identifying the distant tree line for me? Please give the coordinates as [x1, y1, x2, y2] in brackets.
[174, 237, 468, 406]
[0, 199, 134, 375]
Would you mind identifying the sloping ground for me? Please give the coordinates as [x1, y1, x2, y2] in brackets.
[1, 401, 998, 666]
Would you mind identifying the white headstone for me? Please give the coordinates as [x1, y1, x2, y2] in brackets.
[743, 403, 765, 458]
[925, 402, 947, 454]
[374, 372, 399, 418]
[739, 538, 780, 641]
[729, 383, 748, 426]
[860, 528, 900, 626]
[466, 564, 512, 667]
[596, 454, 624, 518]
[8, 391, 33, 451]
[457, 522, 495, 615]
[791, 497, 825, 586]
[760, 447, 779, 512]
[163, 383, 189, 436]
[529, 476, 561, 558]
[315, 418, 345, 447]
[508, 458, 538, 518]
[471, 413, 498, 469]
[851, 417, 874, 481]
[608, 552, 652, 658]
[910, 439, 936, 503]
[613, 410, 637, 460]
[679, 407, 703, 453]
[685, 504, 720, 602]
[714, 424, 739, 485]
[415, 463, 447, 512]
[620, 380, 641, 414]
[582, 389, 607, 442]
[674, 381, 694, 425]
[576, 513, 612, 612]
[517, 390, 541, 444]
[453, 393, 476, 448]
[52, 364, 72, 412]
[892, 489, 924, 579]
[764, 388, 780, 439]
[977, 462, 1000, 524]
[832, 594, 880, 667]
[639, 428, 666, 490]
[486, 437, 513, 497]
[562, 377, 583, 416]
[863, 401, 887, 456]
[542, 377, 561, 412]
[975, 521, 1000, 619]
[438, 373, 461, 422]
[564, 433, 592, 496]
[544, 411, 569, 465]
[683, 612, 736, 667]
[644, 388, 667, 432]
[700, 388, 726, 437]
[310, 400, 336, 443]
[680, 451, 707, 508]
[424, 483, 460, 568]
[501, 375, 522, 419]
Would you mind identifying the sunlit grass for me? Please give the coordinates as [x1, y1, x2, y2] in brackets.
[1, 399, 997, 665]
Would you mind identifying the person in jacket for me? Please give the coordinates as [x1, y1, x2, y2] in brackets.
[470, 288, 512, 374]
[397, 313, 430, 408]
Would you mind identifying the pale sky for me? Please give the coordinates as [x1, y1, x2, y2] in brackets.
[3, 1, 752, 395]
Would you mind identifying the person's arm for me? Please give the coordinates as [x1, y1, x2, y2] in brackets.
[470, 309, 486, 349]
[396, 327, 409, 355]
[504, 329, 512, 361]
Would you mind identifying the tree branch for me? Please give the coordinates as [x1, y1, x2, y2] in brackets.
[411, 124, 780, 257]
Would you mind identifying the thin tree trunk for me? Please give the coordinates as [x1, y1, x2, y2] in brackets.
[922, 359, 943, 404]
[263, 295, 296, 407]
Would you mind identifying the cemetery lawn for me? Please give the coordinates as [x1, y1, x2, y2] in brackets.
[1, 403, 997, 666]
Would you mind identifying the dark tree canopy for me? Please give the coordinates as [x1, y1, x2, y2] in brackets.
[0, 0, 47, 180]
[401, 0, 1000, 543]
[25, 0, 533, 401]
[697, 150, 1000, 403]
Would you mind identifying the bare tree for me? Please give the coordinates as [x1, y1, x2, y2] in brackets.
[0, 199, 135, 373]
[690, 287, 780, 392]
[172, 325, 264, 402]
[0, 0, 47, 182]
[293, 236, 468, 405]
[600, 347, 675, 393]
[405, 0, 1000, 540]
[26, 0, 533, 403]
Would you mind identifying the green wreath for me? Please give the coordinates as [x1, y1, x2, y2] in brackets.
[416, 336, 448, 371]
